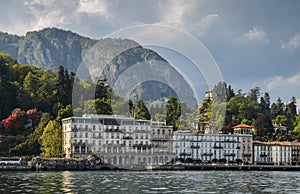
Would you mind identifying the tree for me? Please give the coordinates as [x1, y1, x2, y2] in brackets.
[166, 96, 181, 130]
[226, 84, 235, 101]
[212, 82, 227, 103]
[11, 113, 51, 156]
[0, 56, 17, 119]
[95, 79, 110, 100]
[260, 92, 271, 116]
[254, 115, 274, 141]
[56, 105, 73, 122]
[272, 115, 287, 126]
[135, 99, 151, 120]
[285, 96, 297, 130]
[271, 97, 285, 118]
[39, 120, 63, 158]
[249, 87, 260, 102]
[95, 98, 113, 115]
[2, 108, 27, 135]
[128, 99, 135, 117]
[288, 114, 300, 141]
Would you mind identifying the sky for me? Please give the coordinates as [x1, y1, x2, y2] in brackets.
[1, 0, 300, 107]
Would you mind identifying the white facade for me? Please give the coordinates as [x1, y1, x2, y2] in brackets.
[62, 114, 175, 169]
[253, 141, 292, 165]
[173, 131, 252, 163]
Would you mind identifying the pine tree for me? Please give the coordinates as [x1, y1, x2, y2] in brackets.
[166, 96, 181, 130]
[39, 120, 63, 158]
[135, 99, 151, 120]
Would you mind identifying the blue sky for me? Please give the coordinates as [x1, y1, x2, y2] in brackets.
[1, 0, 300, 107]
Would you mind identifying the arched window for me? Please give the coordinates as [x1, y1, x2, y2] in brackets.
[157, 129, 160, 135]
[162, 129, 165, 135]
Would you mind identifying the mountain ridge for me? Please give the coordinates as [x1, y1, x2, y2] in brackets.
[0, 28, 197, 106]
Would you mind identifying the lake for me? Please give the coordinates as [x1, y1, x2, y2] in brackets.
[0, 170, 299, 193]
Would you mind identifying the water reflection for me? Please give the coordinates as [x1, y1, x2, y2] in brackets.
[0, 171, 300, 193]
[61, 171, 74, 194]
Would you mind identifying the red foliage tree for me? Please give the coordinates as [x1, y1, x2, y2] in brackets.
[1, 108, 42, 134]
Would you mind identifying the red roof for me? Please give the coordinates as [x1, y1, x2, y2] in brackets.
[233, 124, 253, 128]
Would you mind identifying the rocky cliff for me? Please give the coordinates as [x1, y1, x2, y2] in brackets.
[0, 28, 196, 106]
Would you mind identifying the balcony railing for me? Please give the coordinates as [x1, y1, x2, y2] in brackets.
[132, 144, 152, 149]
[243, 153, 252, 157]
[191, 145, 200, 149]
[179, 152, 191, 156]
[260, 154, 268, 157]
[201, 153, 213, 156]
[105, 128, 123, 133]
[122, 136, 133, 139]
[213, 146, 223, 149]
[151, 136, 171, 141]
[224, 153, 236, 157]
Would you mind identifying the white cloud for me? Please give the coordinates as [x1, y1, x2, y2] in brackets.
[244, 27, 269, 42]
[32, 11, 68, 31]
[158, 0, 218, 37]
[160, 1, 187, 27]
[267, 72, 300, 90]
[281, 32, 300, 50]
[194, 14, 218, 37]
[77, 0, 111, 18]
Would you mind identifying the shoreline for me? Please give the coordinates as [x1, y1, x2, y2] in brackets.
[2, 164, 300, 172]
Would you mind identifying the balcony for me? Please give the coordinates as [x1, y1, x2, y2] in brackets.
[71, 127, 78, 132]
[179, 152, 191, 156]
[191, 145, 200, 149]
[213, 146, 223, 149]
[122, 136, 133, 140]
[243, 153, 252, 157]
[201, 153, 213, 156]
[151, 136, 171, 141]
[104, 128, 123, 133]
[259, 154, 268, 157]
[224, 153, 236, 157]
[132, 144, 152, 149]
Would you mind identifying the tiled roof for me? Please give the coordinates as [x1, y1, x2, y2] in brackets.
[233, 124, 253, 128]
[273, 124, 287, 128]
[253, 141, 300, 146]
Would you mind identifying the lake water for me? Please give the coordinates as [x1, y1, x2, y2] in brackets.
[0, 170, 299, 193]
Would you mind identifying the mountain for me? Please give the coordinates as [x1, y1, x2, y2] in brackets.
[0, 28, 197, 106]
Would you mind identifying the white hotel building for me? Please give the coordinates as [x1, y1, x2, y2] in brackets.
[62, 114, 175, 169]
[173, 124, 253, 164]
[253, 141, 293, 165]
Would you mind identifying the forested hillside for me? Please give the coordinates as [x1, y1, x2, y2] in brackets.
[200, 82, 300, 142]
